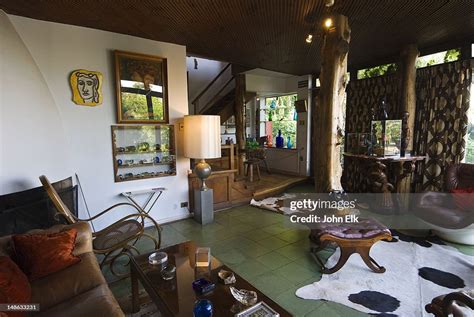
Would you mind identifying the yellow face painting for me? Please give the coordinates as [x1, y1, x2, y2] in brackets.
[69, 69, 103, 106]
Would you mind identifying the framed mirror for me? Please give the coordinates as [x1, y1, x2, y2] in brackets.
[114, 50, 169, 123]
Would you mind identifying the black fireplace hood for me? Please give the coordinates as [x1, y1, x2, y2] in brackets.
[0, 177, 78, 236]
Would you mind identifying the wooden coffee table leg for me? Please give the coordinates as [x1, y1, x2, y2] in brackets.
[131, 264, 139, 313]
[358, 246, 386, 273]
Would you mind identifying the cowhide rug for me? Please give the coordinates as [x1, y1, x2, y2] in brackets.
[296, 232, 474, 316]
[250, 193, 298, 214]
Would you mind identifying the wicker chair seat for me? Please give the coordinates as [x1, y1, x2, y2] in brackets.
[92, 219, 142, 251]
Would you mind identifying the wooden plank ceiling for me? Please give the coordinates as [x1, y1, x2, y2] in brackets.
[1, 0, 472, 75]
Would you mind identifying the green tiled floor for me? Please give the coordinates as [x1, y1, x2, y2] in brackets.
[106, 202, 350, 316]
[105, 183, 473, 316]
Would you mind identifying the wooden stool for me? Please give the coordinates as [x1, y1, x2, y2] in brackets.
[244, 159, 261, 182]
[309, 218, 392, 274]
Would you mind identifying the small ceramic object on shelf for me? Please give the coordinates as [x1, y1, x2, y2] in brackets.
[230, 287, 258, 306]
[126, 145, 136, 152]
[117, 159, 123, 166]
[155, 144, 161, 151]
[138, 142, 149, 152]
[125, 159, 134, 165]
[161, 264, 176, 280]
[117, 147, 125, 153]
[155, 156, 160, 163]
[218, 269, 236, 284]
[148, 251, 168, 266]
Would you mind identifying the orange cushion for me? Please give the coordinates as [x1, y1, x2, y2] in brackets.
[0, 256, 31, 317]
[450, 187, 474, 212]
[12, 228, 81, 281]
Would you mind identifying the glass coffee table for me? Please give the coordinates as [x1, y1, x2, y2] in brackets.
[130, 241, 292, 316]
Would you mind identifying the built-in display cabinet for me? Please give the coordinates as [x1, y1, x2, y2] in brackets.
[111, 125, 176, 182]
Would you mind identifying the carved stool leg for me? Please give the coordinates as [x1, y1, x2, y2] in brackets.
[322, 245, 354, 274]
[358, 246, 386, 273]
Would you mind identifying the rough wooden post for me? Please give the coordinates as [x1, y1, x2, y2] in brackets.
[234, 74, 246, 176]
[398, 44, 419, 153]
[314, 14, 351, 192]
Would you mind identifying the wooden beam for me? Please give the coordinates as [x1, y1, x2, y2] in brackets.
[314, 14, 351, 192]
[234, 74, 246, 176]
[398, 44, 419, 153]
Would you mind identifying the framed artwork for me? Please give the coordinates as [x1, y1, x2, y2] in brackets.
[114, 50, 169, 123]
[235, 301, 280, 317]
[69, 69, 103, 106]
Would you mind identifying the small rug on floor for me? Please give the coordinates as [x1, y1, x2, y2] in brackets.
[296, 232, 474, 316]
[250, 193, 298, 214]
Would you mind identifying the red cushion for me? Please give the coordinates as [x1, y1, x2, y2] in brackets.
[0, 256, 31, 317]
[450, 187, 474, 212]
[12, 228, 81, 281]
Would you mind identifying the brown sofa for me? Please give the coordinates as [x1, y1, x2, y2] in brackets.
[0, 222, 124, 317]
[415, 163, 474, 244]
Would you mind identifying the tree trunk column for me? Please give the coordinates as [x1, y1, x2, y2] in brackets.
[314, 14, 351, 192]
[234, 74, 246, 176]
[398, 44, 419, 154]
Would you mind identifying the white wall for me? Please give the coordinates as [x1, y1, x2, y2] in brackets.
[2, 12, 190, 229]
[186, 56, 226, 111]
[0, 11, 73, 193]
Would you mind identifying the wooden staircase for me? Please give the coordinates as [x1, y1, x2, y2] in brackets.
[191, 63, 254, 122]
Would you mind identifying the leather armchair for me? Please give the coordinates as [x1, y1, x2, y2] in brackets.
[414, 163, 474, 244]
[426, 290, 474, 317]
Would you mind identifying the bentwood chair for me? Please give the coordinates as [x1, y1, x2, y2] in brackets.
[39, 175, 161, 276]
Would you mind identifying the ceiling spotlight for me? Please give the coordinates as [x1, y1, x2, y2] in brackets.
[305, 33, 313, 43]
[325, 0, 335, 7]
[324, 18, 333, 29]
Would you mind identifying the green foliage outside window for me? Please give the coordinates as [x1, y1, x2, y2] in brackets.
[357, 48, 461, 79]
[121, 91, 164, 120]
[357, 63, 397, 79]
[265, 94, 297, 147]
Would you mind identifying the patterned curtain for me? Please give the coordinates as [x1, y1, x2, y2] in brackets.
[343, 74, 399, 192]
[413, 59, 473, 192]
[346, 73, 400, 134]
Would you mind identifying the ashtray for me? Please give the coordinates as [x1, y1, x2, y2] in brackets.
[192, 278, 216, 294]
[218, 269, 236, 284]
[148, 252, 168, 266]
[230, 286, 257, 306]
[161, 264, 176, 280]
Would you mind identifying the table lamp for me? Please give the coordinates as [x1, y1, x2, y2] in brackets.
[184, 115, 221, 224]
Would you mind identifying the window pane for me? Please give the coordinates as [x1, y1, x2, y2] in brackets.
[263, 94, 297, 147]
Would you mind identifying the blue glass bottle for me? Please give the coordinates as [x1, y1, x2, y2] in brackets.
[193, 299, 212, 317]
[287, 136, 293, 149]
[275, 129, 284, 148]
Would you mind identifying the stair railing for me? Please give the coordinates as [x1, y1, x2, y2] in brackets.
[192, 63, 234, 114]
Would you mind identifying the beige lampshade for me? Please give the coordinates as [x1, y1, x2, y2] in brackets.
[183, 115, 221, 159]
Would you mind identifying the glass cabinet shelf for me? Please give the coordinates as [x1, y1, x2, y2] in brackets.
[111, 125, 176, 182]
